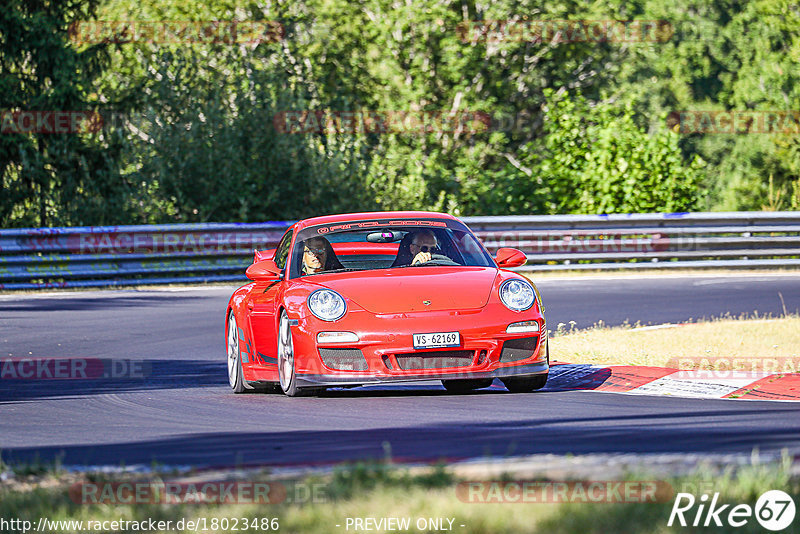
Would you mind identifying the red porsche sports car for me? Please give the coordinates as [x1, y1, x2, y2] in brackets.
[226, 211, 548, 396]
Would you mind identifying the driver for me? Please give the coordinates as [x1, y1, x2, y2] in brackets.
[407, 229, 440, 266]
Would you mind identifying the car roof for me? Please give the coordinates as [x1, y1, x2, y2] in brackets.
[294, 211, 458, 230]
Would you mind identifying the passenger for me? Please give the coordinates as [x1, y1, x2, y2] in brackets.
[301, 237, 343, 275]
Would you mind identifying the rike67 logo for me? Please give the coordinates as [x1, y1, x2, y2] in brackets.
[669, 490, 796, 531]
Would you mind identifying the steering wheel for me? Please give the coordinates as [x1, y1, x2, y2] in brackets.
[418, 253, 460, 266]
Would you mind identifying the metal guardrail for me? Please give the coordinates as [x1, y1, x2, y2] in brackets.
[1, 212, 798, 289]
[0, 222, 290, 290]
[468, 211, 800, 272]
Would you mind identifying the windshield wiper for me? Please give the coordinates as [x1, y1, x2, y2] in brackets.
[394, 261, 461, 268]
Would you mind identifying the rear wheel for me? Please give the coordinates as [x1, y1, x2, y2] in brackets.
[227, 311, 247, 394]
[441, 379, 493, 393]
[277, 311, 299, 396]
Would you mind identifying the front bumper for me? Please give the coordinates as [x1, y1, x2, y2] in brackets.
[295, 360, 549, 387]
[282, 301, 548, 387]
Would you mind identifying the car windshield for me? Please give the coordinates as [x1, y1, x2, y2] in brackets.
[289, 218, 494, 279]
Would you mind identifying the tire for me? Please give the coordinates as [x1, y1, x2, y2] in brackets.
[277, 311, 321, 397]
[251, 382, 281, 394]
[441, 379, 493, 393]
[500, 337, 549, 393]
[501, 374, 548, 393]
[227, 311, 247, 393]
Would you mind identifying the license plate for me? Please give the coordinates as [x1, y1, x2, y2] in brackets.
[412, 331, 460, 349]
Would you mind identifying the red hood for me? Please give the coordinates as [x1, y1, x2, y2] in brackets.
[309, 267, 499, 313]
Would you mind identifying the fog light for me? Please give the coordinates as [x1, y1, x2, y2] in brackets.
[317, 331, 359, 343]
[506, 321, 539, 334]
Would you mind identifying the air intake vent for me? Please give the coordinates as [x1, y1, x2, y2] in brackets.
[500, 336, 539, 363]
[319, 348, 369, 371]
[394, 350, 474, 370]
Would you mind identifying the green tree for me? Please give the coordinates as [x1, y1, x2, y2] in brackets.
[510, 91, 704, 214]
[5, 0, 798, 227]
[0, 0, 132, 227]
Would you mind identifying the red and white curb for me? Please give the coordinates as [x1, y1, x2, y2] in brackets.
[546, 363, 800, 401]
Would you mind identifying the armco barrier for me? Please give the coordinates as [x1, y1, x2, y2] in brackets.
[467, 211, 800, 271]
[0, 222, 291, 290]
[1, 212, 798, 289]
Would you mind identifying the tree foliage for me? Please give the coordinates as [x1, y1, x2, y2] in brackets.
[1, 0, 798, 227]
[0, 0, 125, 226]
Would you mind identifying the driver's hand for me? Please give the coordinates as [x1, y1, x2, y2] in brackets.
[412, 252, 431, 265]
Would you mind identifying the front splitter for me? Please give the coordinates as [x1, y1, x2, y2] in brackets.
[295, 361, 549, 387]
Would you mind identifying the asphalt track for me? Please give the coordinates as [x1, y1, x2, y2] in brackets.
[1, 273, 799, 469]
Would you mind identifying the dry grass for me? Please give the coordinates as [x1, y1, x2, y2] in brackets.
[549, 316, 800, 370]
[523, 268, 800, 280]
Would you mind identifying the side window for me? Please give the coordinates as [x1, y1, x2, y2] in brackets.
[274, 229, 293, 270]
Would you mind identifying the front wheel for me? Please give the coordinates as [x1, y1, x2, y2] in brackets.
[501, 374, 548, 393]
[442, 379, 493, 393]
[501, 337, 549, 393]
[276, 311, 321, 397]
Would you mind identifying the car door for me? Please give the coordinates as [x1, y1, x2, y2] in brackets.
[247, 229, 293, 373]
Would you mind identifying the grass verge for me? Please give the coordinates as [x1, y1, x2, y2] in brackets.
[1, 460, 797, 533]
[523, 268, 800, 280]
[549, 315, 800, 370]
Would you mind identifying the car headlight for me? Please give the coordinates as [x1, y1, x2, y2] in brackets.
[499, 279, 536, 311]
[308, 289, 347, 321]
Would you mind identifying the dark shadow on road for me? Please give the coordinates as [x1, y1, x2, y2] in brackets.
[0, 294, 216, 313]
[0, 359, 227, 403]
[3, 403, 799, 468]
[0, 362, 619, 404]
[0, 364, 610, 404]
